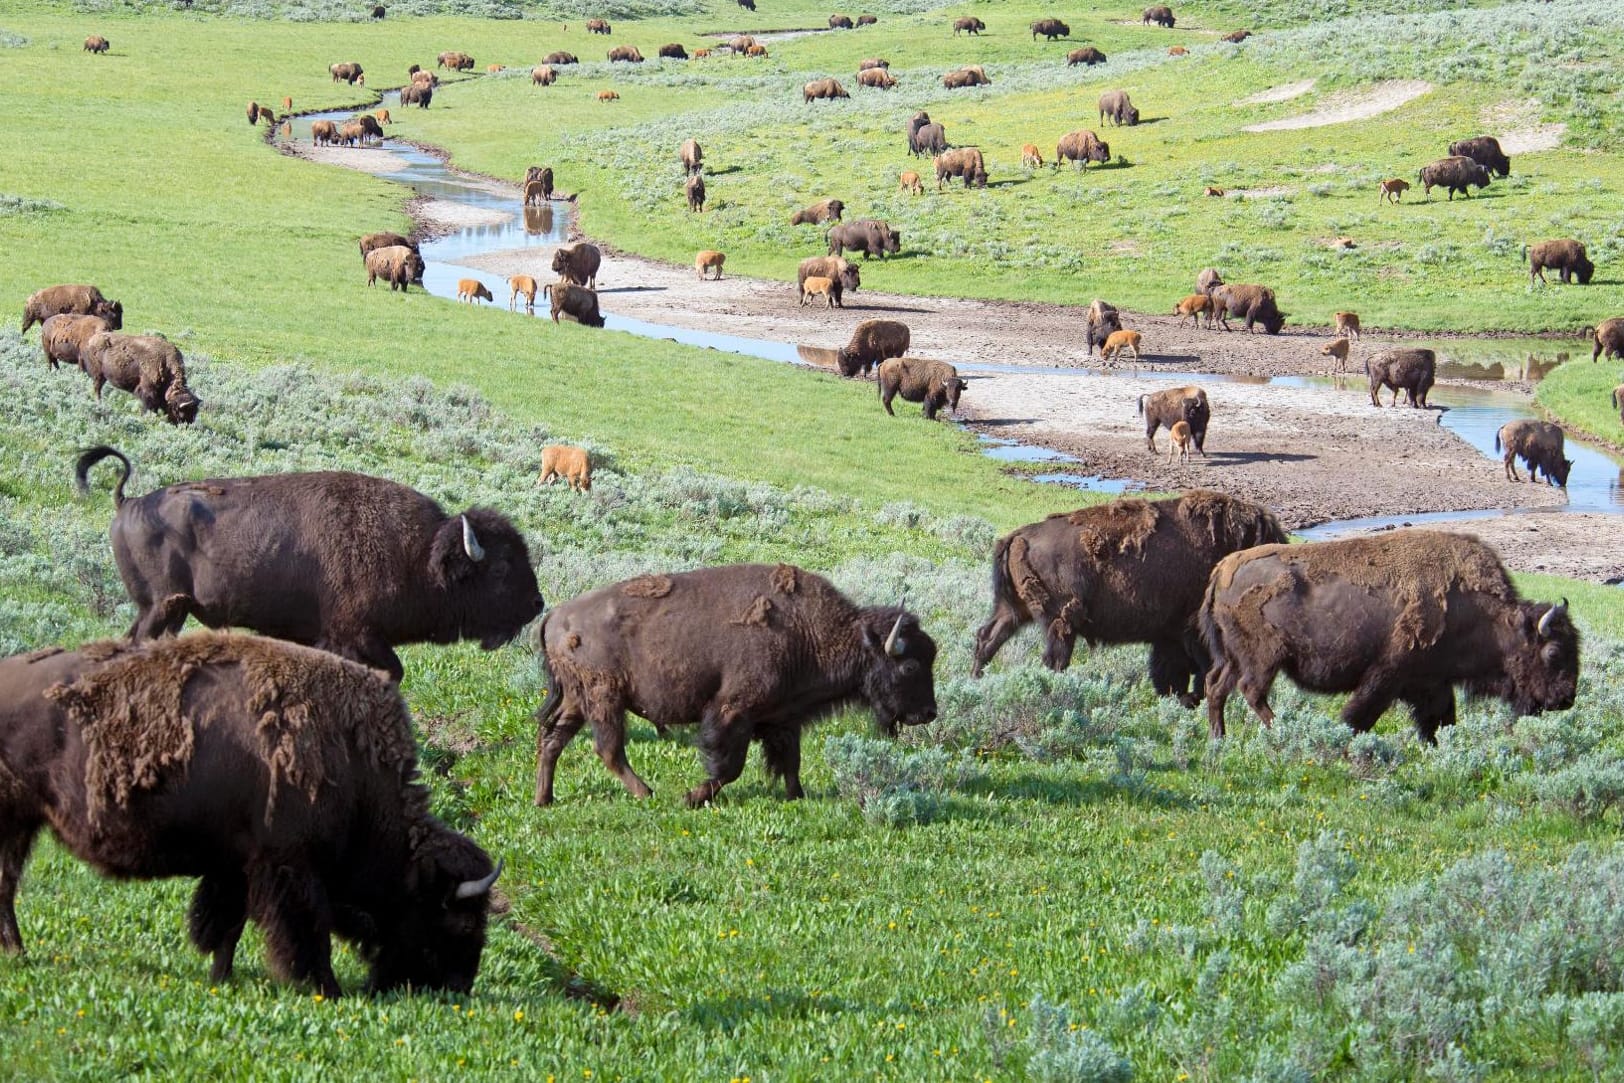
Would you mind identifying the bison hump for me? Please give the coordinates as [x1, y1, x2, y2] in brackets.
[1070, 499, 1159, 559]
[622, 574, 674, 599]
[771, 563, 801, 594]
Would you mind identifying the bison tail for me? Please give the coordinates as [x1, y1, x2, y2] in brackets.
[1136, 393, 1147, 417]
[1493, 429, 1503, 454]
[75, 445, 132, 507]
[1195, 570, 1227, 678]
[534, 612, 565, 729]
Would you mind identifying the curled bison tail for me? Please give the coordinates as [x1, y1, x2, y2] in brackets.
[76, 445, 132, 507]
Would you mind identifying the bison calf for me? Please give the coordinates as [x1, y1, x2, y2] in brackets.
[1100, 329, 1142, 364]
[800, 276, 837, 308]
[457, 279, 494, 304]
[695, 250, 725, 280]
[538, 445, 592, 492]
[1322, 336, 1351, 372]
[508, 275, 539, 314]
[876, 357, 967, 420]
[1174, 294, 1212, 328]
[1140, 385, 1209, 455]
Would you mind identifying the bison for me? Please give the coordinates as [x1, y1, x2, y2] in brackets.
[509, 274, 539, 313]
[39, 313, 110, 371]
[1592, 317, 1624, 362]
[1196, 267, 1224, 296]
[1201, 531, 1578, 741]
[399, 83, 433, 109]
[76, 447, 543, 680]
[685, 174, 706, 212]
[1085, 297, 1123, 355]
[1055, 130, 1110, 170]
[1496, 420, 1572, 487]
[531, 65, 557, 86]
[836, 319, 909, 377]
[829, 14, 854, 29]
[545, 51, 578, 65]
[857, 67, 896, 89]
[680, 138, 703, 175]
[311, 119, 339, 146]
[0, 633, 502, 995]
[534, 564, 937, 806]
[1213, 283, 1285, 334]
[1448, 135, 1511, 178]
[859, 57, 890, 70]
[695, 249, 726, 280]
[827, 219, 899, 261]
[1220, 29, 1250, 42]
[1174, 294, 1213, 329]
[1378, 178, 1410, 203]
[790, 199, 844, 226]
[972, 491, 1284, 706]
[797, 256, 860, 306]
[586, 18, 610, 33]
[803, 78, 849, 102]
[800, 276, 837, 307]
[539, 445, 592, 492]
[906, 111, 946, 156]
[364, 245, 425, 291]
[548, 282, 606, 327]
[943, 67, 992, 89]
[1143, 5, 1175, 27]
[359, 231, 415, 259]
[1098, 89, 1139, 127]
[953, 16, 984, 34]
[79, 333, 201, 425]
[83, 35, 110, 53]
[329, 61, 364, 85]
[457, 279, 494, 304]
[22, 284, 122, 335]
[935, 147, 987, 189]
[1418, 155, 1491, 200]
[608, 45, 643, 63]
[1614, 384, 1624, 427]
[1527, 239, 1594, 286]
[552, 243, 601, 289]
[1067, 47, 1106, 65]
[1140, 385, 1209, 455]
[1031, 18, 1070, 40]
[437, 51, 476, 69]
[1366, 348, 1436, 407]
[659, 43, 689, 60]
[877, 357, 966, 420]
[1101, 329, 1143, 364]
[857, 13, 876, 25]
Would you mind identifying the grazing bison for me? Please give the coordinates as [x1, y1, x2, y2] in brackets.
[546, 51, 578, 65]
[859, 57, 890, 70]
[877, 357, 966, 420]
[552, 243, 601, 289]
[745, 44, 769, 58]
[39, 314, 110, 371]
[1592, 317, 1624, 362]
[680, 138, 703, 175]
[829, 14, 854, 29]
[508, 274, 539, 313]
[935, 147, 988, 189]
[608, 45, 643, 62]
[329, 62, 364, 85]
[797, 256, 860, 306]
[836, 319, 909, 377]
[1448, 135, 1511, 177]
[21, 284, 122, 334]
[84, 35, 110, 53]
[400, 83, 433, 109]
[943, 67, 992, 89]
[738, 0, 755, 9]
[534, 564, 938, 806]
[531, 65, 557, 86]
[1213, 283, 1285, 335]
[803, 78, 849, 102]
[1139, 385, 1209, 455]
[1031, 18, 1070, 40]
[1496, 420, 1572, 487]
[358, 231, 416, 259]
[372, 4, 385, 16]
[539, 445, 592, 492]
[1055, 130, 1110, 170]
[596, 90, 620, 103]
[353, 113, 383, 143]
[827, 219, 900, 261]
[1068, 46, 1106, 65]
[76, 447, 543, 680]
[857, 13, 876, 24]
[1220, 29, 1250, 42]
[1098, 89, 1139, 126]
[0, 633, 501, 995]
[685, 174, 706, 212]
[436, 51, 475, 69]
[695, 249, 726, 280]
[953, 16, 985, 34]
[1020, 145, 1044, 169]
[247, 100, 261, 125]
[1196, 267, 1224, 296]
[457, 279, 493, 304]
[1085, 297, 1123, 354]
[1366, 347, 1436, 408]
[1168, 45, 1187, 55]
[336, 122, 365, 148]
[1527, 239, 1594, 286]
[729, 35, 757, 52]
[586, 18, 610, 33]
[311, 119, 339, 146]
[1201, 531, 1578, 741]
[547, 283, 605, 327]
[1418, 155, 1491, 200]
[659, 43, 689, 60]
[1143, 5, 1175, 27]
[972, 491, 1284, 705]
[857, 68, 896, 89]
[364, 245, 425, 291]
[790, 198, 844, 226]
[79, 333, 200, 425]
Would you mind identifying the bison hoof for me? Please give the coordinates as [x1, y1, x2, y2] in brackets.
[1177, 692, 1202, 709]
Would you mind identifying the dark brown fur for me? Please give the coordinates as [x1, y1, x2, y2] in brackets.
[953, 16, 984, 34]
[934, 147, 987, 189]
[1055, 130, 1109, 170]
[1447, 135, 1511, 177]
[552, 243, 601, 289]
[836, 319, 909, 377]
[1098, 89, 1139, 126]
[1418, 155, 1491, 200]
[1593, 317, 1624, 362]
[827, 219, 900, 260]
[22, 284, 122, 334]
[1067, 47, 1106, 65]
[363, 245, 425, 291]
[39, 314, 110, 371]
[1213, 282, 1284, 334]
[1139, 385, 1209, 454]
[1366, 348, 1436, 407]
[876, 357, 967, 419]
[1496, 419, 1572, 487]
[1031, 17, 1070, 39]
[685, 173, 705, 212]
[78, 333, 200, 424]
[802, 77, 849, 102]
[1527, 239, 1594, 285]
[547, 282, 606, 327]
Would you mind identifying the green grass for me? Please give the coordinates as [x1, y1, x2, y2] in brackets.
[1538, 351, 1624, 449]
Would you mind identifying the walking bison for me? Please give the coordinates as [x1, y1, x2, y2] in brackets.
[364, 245, 425, 291]
[1418, 155, 1491, 200]
[1527, 239, 1594, 286]
[935, 147, 987, 189]
[797, 256, 860, 306]
[1213, 283, 1285, 334]
[38, 314, 110, 371]
[803, 78, 849, 102]
[1067, 47, 1106, 65]
[953, 16, 984, 34]
[329, 61, 364, 85]
[1143, 5, 1175, 27]
[827, 219, 900, 260]
[1031, 18, 1070, 39]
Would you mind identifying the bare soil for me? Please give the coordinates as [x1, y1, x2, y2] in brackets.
[1242, 80, 1433, 132]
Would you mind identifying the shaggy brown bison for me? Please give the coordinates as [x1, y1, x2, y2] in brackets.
[79, 333, 200, 425]
[935, 147, 987, 189]
[803, 77, 849, 102]
[659, 43, 689, 60]
[1418, 155, 1491, 200]
[797, 255, 861, 306]
[1055, 130, 1110, 170]
[437, 50, 475, 69]
[548, 283, 606, 327]
[358, 231, 415, 259]
[76, 446, 544, 681]
[1196, 267, 1224, 296]
[311, 119, 339, 145]
[680, 138, 703, 175]
[953, 16, 985, 34]
[1213, 283, 1285, 334]
[1068, 46, 1106, 65]
[836, 319, 909, 378]
[1592, 317, 1624, 362]
[1220, 28, 1250, 42]
[39, 314, 110, 371]
[1143, 5, 1175, 27]
[524, 164, 554, 198]
[364, 245, 425, 291]
[586, 18, 610, 33]
[859, 57, 890, 70]
[0, 633, 501, 995]
[1031, 17, 1070, 39]
[1098, 89, 1140, 126]
[1366, 347, 1436, 407]
[246, 100, 261, 125]
[21, 284, 122, 334]
[829, 13, 854, 28]
[545, 51, 578, 64]
[531, 64, 557, 85]
[972, 491, 1284, 705]
[685, 173, 706, 212]
[1139, 385, 1209, 455]
[857, 13, 876, 24]
[1201, 531, 1578, 741]
[1496, 420, 1572, 487]
[857, 67, 896, 88]
[828, 219, 900, 261]
[534, 564, 938, 806]
[728, 35, 757, 52]
[1448, 135, 1511, 177]
[790, 198, 845, 225]
[943, 67, 992, 89]
[877, 357, 966, 420]
[539, 445, 592, 492]
[608, 45, 643, 62]
[400, 83, 433, 108]
[1334, 311, 1361, 339]
[552, 243, 601, 289]
[1527, 239, 1594, 285]
[1085, 297, 1123, 354]
[84, 35, 109, 53]
[737, 0, 754, 9]
[329, 61, 364, 85]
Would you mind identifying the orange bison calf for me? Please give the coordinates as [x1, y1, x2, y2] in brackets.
[508, 275, 539, 313]
[457, 279, 494, 304]
[538, 445, 592, 492]
[695, 250, 726, 280]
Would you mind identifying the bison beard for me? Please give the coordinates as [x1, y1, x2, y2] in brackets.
[0, 634, 500, 996]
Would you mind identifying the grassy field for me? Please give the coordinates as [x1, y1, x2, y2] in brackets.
[5, 1, 1624, 1079]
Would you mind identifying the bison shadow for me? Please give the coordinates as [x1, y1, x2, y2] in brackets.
[844, 300, 933, 314]
[509, 921, 623, 1010]
[686, 988, 862, 1028]
[704, 165, 745, 176]
[1200, 450, 1317, 465]
[969, 416, 1043, 427]
[594, 285, 667, 295]
[1136, 352, 1203, 365]
[963, 770, 1191, 809]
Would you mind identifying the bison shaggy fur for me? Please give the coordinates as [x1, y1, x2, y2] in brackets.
[803, 77, 849, 102]
[934, 147, 987, 189]
[1139, 385, 1209, 455]
[1142, 5, 1174, 27]
[1366, 348, 1436, 408]
[797, 256, 860, 306]
[1031, 18, 1070, 39]
[1068, 47, 1106, 65]
[22, 284, 122, 335]
[837, 319, 909, 378]
[1418, 155, 1491, 200]
[1448, 135, 1511, 177]
[1055, 130, 1109, 170]
[1098, 89, 1140, 126]
[1213, 283, 1284, 335]
[548, 283, 605, 327]
[79, 333, 200, 425]
[1528, 239, 1594, 286]
[790, 198, 845, 226]
[827, 219, 900, 261]
[552, 243, 601, 289]
[1496, 419, 1572, 487]
[1592, 317, 1624, 363]
[364, 245, 425, 291]
[39, 313, 110, 371]
[876, 357, 966, 420]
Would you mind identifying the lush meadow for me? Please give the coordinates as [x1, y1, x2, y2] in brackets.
[4, 0, 1624, 1078]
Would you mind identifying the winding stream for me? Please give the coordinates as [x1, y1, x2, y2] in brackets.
[281, 106, 1624, 535]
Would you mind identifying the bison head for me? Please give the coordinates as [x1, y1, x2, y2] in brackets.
[427, 509, 545, 649]
[943, 376, 968, 414]
[406, 252, 426, 284]
[1576, 257, 1595, 285]
[165, 385, 200, 425]
[1484, 599, 1580, 719]
[94, 299, 124, 330]
[1091, 139, 1111, 162]
[1124, 105, 1140, 126]
[1547, 455, 1575, 488]
[882, 230, 901, 254]
[364, 826, 499, 995]
[840, 264, 861, 292]
[859, 608, 938, 735]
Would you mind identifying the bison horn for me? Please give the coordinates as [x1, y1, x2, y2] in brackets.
[883, 601, 907, 658]
[454, 858, 503, 900]
[1538, 598, 1568, 637]
[462, 516, 485, 562]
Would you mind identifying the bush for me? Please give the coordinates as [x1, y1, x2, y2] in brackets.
[822, 733, 974, 826]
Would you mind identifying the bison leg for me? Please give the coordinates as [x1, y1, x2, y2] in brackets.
[1504, 454, 1521, 482]
[588, 702, 653, 800]
[1148, 638, 1201, 708]
[687, 707, 752, 807]
[1338, 674, 1400, 734]
[189, 869, 248, 982]
[1204, 661, 1238, 738]
[1145, 419, 1161, 454]
[248, 863, 341, 997]
[1402, 684, 1456, 745]
[1237, 670, 1277, 728]
[971, 606, 1025, 678]
[759, 727, 804, 800]
[0, 822, 42, 954]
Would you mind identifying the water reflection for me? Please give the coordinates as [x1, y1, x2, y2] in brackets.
[523, 204, 554, 236]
